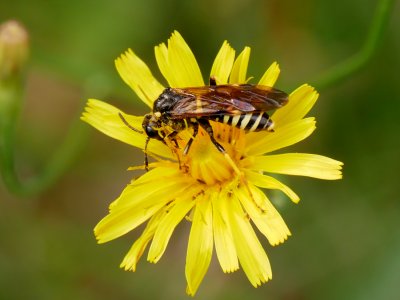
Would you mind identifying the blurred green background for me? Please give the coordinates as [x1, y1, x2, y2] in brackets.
[0, 0, 399, 299]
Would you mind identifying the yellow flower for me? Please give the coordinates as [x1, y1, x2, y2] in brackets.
[81, 31, 343, 296]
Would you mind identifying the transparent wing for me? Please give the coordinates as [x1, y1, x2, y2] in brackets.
[169, 84, 288, 119]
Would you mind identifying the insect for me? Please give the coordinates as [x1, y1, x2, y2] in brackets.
[119, 78, 289, 170]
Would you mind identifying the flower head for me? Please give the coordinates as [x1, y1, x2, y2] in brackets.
[81, 31, 343, 296]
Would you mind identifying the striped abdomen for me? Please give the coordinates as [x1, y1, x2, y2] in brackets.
[208, 112, 274, 132]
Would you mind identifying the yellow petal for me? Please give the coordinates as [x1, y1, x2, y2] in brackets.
[155, 31, 204, 87]
[94, 176, 191, 243]
[247, 153, 343, 180]
[81, 99, 173, 159]
[188, 127, 235, 185]
[244, 170, 300, 203]
[209, 41, 235, 85]
[236, 185, 291, 246]
[229, 46, 251, 84]
[120, 208, 167, 271]
[115, 49, 164, 108]
[212, 190, 239, 273]
[147, 193, 197, 263]
[126, 165, 184, 189]
[227, 194, 272, 287]
[109, 166, 193, 211]
[272, 84, 319, 126]
[185, 194, 213, 296]
[258, 62, 280, 87]
[245, 117, 316, 156]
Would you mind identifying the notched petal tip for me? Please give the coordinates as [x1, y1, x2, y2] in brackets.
[244, 170, 300, 203]
[157, 30, 204, 87]
[258, 61, 280, 87]
[229, 46, 251, 84]
[185, 200, 213, 297]
[115, 48, 164, 107]
[252, 153, 344, 180]
[273, 84, 319, 125]
[210, 40, 235, 85]
[94, 228, 107, 244]
[227, 196, 272, 287]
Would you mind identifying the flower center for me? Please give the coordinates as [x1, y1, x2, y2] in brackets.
[178, 122, 246, 185]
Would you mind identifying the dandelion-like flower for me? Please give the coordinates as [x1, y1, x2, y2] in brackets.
[81, 31, 343, 296]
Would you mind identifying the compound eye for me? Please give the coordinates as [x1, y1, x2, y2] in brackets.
[144, 125, 162, 140]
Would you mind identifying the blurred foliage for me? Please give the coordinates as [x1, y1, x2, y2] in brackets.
[0, 0, 399, 299]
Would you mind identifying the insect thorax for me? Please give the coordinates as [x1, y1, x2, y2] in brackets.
[153, 87, 185, 114]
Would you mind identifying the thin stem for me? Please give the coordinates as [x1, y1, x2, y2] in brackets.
[0, 76, 89, 197]
[312, 0, 394, 90]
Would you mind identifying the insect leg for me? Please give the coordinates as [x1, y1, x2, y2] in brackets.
[209, 76, 217, 86]
[164, 131, 183, 169]
[183, 122, 199, 155]
[198, 119, 242, 176]
[197, 119, 225, 153]
[144, 136, 150, 171]
[165, 131, 180, 148]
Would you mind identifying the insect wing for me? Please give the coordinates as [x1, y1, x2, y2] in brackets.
[221, 84, 289, 111]
[168, 85, 288, 119]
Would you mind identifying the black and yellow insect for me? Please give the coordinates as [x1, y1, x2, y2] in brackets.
[119, 78, 289, 169]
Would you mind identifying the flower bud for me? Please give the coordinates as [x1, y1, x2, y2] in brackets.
[0, 20, 29, 79]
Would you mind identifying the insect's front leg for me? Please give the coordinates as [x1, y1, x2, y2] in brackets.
[165, 131, 180, 148]
[163, 131, 183, 169]
[144, 136, 150, 171]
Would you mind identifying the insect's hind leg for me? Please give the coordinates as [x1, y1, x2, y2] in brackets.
[197, 119, 241, 176]
[209, 76, 217, 86]
[197, 119, 225, 152]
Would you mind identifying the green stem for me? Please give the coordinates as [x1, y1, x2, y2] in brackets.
[0, 76, 89, 197]
[312, 0, 394, 90]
